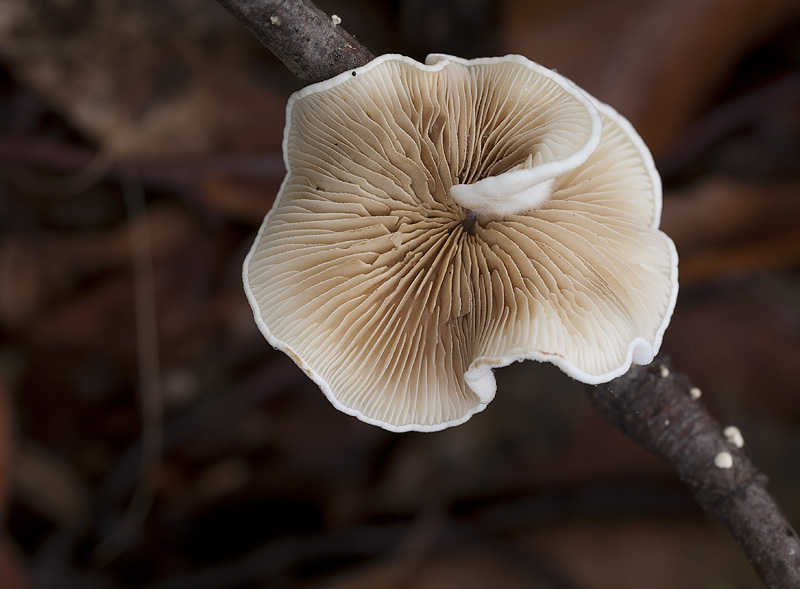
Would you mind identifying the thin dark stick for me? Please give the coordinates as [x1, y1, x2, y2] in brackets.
[215, 1, 800, 586]
[588, 358, 800, 588]
[92, 174, 164, 564]
[215, 0, 374, 85]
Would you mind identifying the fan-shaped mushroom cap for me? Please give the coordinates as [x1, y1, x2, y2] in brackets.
[244, 54, 678, 432]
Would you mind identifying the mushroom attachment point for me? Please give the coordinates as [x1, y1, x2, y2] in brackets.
[244, 54, 679, 432]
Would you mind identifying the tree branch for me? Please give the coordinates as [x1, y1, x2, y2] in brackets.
[215, 0, 374, 85]
[216, 1, 800, 585]
[588, 358, 800, 588]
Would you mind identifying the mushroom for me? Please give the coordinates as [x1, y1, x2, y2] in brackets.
[244, 54, 679, 432]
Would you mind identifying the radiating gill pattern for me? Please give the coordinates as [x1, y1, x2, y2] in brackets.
[246, 56, 678, 430]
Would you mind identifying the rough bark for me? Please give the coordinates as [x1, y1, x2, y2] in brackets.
[215, 0, 374, 85]
[215, 0, 800, 585]
[588, 358, 800, 588]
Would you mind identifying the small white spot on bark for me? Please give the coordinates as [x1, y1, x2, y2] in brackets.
[270, 15, 281, 25]
[659, 364, 670, 378]
[689, 387, 702, 400]
[664, 419, 670, 426]
[714, 451, 733, 469]
[723, 426, 744, 448]
[331, 14, 342, 25]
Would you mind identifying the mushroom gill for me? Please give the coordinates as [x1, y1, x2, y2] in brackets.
[244, 54, 678, 432]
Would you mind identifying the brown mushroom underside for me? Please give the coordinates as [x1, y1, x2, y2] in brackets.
[245, 56, 676, 430]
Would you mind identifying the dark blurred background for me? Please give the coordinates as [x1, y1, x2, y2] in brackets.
[0, 0, 799, 587]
